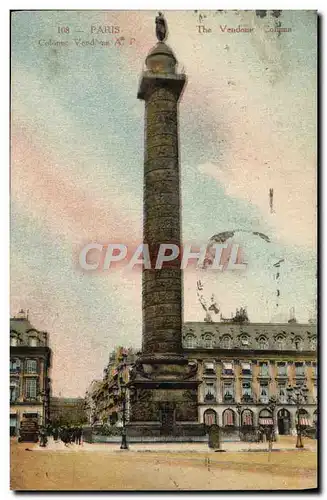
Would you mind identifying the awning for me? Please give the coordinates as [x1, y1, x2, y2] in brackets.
[259, 418, 273, 425]
[299, 418, 310, 426]
[241, 363, 251, 370]
[223, 362, 233, 370]
[205, 362, 215, 370]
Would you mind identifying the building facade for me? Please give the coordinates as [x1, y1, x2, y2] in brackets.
[85, 347, 138, 426]
[10, 310, 52, 436]
[182, 321, 317, 436]
[50, 397, 87, 426]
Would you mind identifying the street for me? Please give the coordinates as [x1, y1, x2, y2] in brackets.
[10, 437, 317, 491]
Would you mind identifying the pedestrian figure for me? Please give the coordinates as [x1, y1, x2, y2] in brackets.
[53, 427, 59, 441]
[77, 427, 83, 445]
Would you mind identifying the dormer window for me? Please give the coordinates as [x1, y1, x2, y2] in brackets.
[276, 335, 285, 350]
[258, 336, 268, 349]
[221, 335, 232, 349]
[310, 337, 317, 350]
[29, 336, 38, 347]
[294, 337, 303, 351]
[10, 336, 18, 347]
[204, 334, 213, 349]
[240, 335, 250, 347]
[185, 334, 196, 349]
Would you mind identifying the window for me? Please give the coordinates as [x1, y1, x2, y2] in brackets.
[295, 362, 305, 377]
[10, 336, 18, 347]
[204, 334, 213, 349]
[204, 382, 216, 401]
[242, 381, 252, 400]
[310, 337, 317, 350]
[259, 382, 269, 403]
[29, 337, 38, 347]
[223, 381, 234, 402]
[242, 409, 253, 426]
[185, 335, 196, 349]
[25, 379, 37, 399]
[10, 358, 21, 372]
[222, 362, 234, 376]
[26, 359, 37, 374]
[259, 362, 269, 376]
[278, 384, 288, 403]
[223, 409, 235, 426]
[258, 336, 268, 349]
[294, 337, 303, 351]
[240, 335, 249, 346]
[276, 335, 285, 350]
[241, 362, 251, 376]
[204, 362, 215, 374]
[204, 409, 217, 427]
[221, 335, 231, 349]
[277, 362, 287, 376]
[10, 379, 19, 403]
[313, 363, 317, 377]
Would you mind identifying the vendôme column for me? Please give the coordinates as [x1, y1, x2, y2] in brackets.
[138, 14, 186, 362]
[127, 14, 203, 438]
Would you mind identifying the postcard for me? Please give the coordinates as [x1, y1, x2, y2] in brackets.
[10, 9, 317, 491]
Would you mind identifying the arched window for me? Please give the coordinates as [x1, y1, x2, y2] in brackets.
[185, 335, 196, 349]
[242, 409, 253, 426]
[259, 408, 273, 426]
[223, 408, 236, 427]
[203, 409, 217, 427]
[221, 335, 231, 349]
[204, 334, 213, 349]
[258, 336, 268, 349]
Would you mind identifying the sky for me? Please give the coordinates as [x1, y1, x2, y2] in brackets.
[11, 10, 317, 396]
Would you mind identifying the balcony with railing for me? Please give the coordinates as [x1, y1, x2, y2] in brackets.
[241, 393, 254, 404]
[223, 393, 235, 404]
[204, 392, 216, 404]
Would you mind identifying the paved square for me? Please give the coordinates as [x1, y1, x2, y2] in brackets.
[10, 437, 317, 491]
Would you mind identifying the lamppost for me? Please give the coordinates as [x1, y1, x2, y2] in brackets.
[268, 396, 277, 444]
[286, 384, 309, 449]
[39, 390, 46, 427]
[236, 402, 242, 440]
[119, 375, 128, 450]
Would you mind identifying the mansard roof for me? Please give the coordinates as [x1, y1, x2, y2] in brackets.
[182, 322, 317, 352]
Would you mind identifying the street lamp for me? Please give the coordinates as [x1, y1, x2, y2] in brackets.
[236, 402, 242, 440]
[286, 384, 309, 449]
[39, 391, 46, 427]
[268, 396, 277, 444]
[119, 375, 128, 450]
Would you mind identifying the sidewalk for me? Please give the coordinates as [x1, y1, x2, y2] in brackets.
[29, 437, 317, 454]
